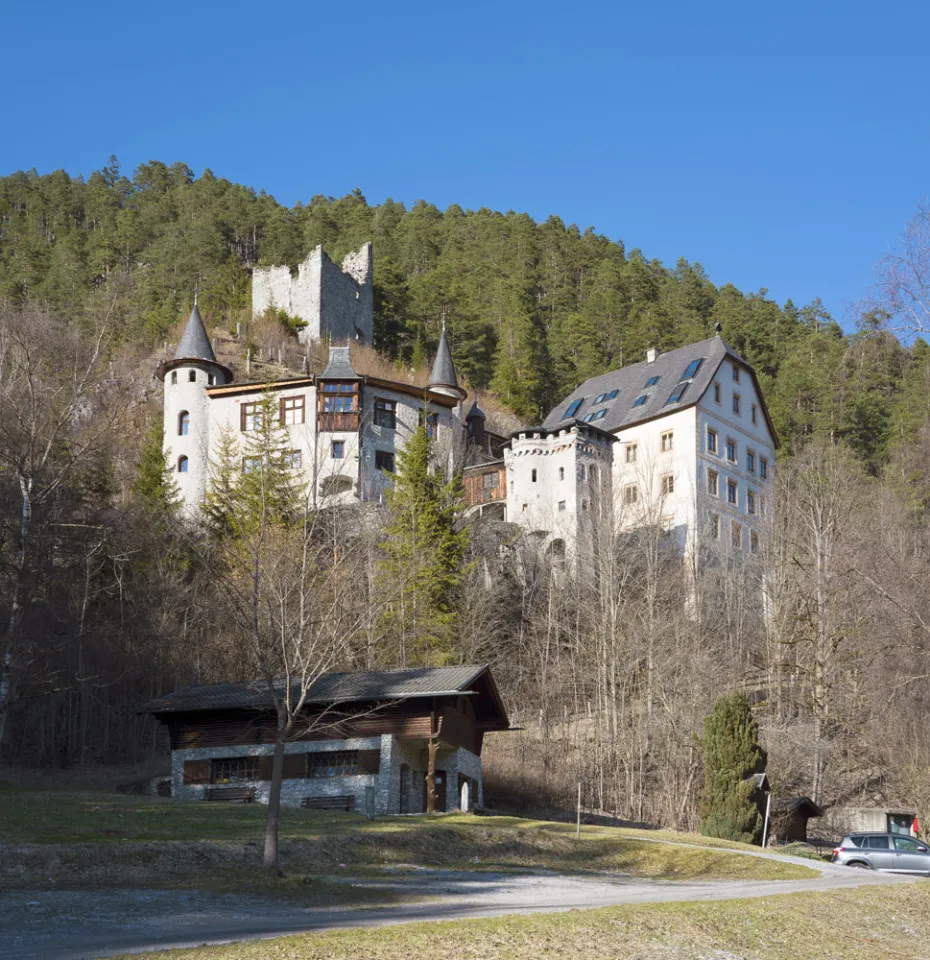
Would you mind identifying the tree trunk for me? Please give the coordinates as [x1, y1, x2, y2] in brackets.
[263, 714, 287, 871]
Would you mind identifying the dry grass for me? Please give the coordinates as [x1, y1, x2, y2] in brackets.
[119, 883, 930, 960]
[0, 788, 814, 893]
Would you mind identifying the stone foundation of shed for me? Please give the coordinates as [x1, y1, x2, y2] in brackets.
[170, 733, 482, 815]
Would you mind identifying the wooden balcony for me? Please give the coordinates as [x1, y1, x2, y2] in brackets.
[318, 412, 359, 433]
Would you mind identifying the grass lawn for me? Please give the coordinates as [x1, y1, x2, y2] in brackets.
[119, 883, 930, 960]
[0, 785, 816, 892]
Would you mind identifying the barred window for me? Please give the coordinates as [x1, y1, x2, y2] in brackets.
[483, 472, 498, 489]
[308, 750, 359, 777]
[212, 757, 260, 784]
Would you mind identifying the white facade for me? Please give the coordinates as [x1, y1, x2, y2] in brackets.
[505, 342, 777, 567]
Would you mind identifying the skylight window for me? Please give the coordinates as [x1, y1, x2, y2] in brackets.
[680, 359, 702, 381]
[633, 395, 648, 408]
[592, 409, 607, 421]
[646, 376, 660, 387]
[605, 389, 618, 400]
[594, 389, 619, 404]
[665, 382, 690, 405]
[563, 398, 584, 419]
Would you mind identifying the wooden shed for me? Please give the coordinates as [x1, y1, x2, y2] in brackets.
[770, 796, 823, 843]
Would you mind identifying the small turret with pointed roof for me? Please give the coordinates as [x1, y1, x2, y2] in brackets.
[428, 320, 466, 401]
[175, 293, 216, 363]
[156, 295, 232, 383]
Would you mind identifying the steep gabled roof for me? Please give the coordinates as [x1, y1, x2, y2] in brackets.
[541, 336, 778, 447]
[175, 300, 216, 363]
[143, 664, 509, 729]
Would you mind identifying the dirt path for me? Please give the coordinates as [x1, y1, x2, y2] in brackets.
[3, 855, 919, 960]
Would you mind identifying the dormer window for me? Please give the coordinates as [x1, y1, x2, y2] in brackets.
[563, 398, 584, 419]
[681, 359, 702, 381]
[178, 411, 190, 436]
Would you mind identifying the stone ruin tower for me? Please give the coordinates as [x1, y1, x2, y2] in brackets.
[251, 242, 373, 345]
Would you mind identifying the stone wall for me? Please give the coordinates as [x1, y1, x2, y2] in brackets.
[171, 735, 386, 810]
[252, 243, 373, 345]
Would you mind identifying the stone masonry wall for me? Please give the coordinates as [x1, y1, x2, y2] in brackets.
[171, 735, 387, 811]
[252, 243, 373, 345]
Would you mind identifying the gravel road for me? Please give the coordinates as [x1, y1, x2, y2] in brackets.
[2, 853, 918, 960]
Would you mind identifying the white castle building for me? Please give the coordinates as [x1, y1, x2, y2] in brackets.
[161, 279, 776, 570]
[498, 335, 778, 563]
[157, 302, 483, 513]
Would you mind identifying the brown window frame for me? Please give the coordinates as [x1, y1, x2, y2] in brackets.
[240, 401, 264, 432]
[280, 394, 306, 426]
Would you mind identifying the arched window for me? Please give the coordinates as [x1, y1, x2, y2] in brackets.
[189, 370, 197, 383]
[178, 456, 189, 473]
[319, 475, 354, 498]
[178, 411, 190, 436]
[170, 371, 177, 385]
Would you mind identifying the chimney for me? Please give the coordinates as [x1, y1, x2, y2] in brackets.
[646, 347, 659, 363]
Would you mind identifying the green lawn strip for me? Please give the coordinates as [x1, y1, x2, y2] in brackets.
[1, 791, 815, 889]
[119, 884, 930, 960]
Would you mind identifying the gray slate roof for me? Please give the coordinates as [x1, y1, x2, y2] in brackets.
[541, 336, 760, 436]
[175, 301, 216, 363]
[429, 329, 460, 391]
[320, 346, 360, 379]
[144, 664, 489, 715]
[466, 399, 486, 420]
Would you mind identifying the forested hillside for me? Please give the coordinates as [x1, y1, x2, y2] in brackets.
[2, 158, 930, 836]
[1, 158, 927, 471]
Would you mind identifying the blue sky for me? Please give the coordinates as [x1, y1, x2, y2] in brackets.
[5, 1, 929, 328]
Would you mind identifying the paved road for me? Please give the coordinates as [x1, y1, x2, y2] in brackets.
[2, 854, 919, 960]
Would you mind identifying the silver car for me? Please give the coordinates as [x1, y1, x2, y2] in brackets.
[832, 833, 930, 875]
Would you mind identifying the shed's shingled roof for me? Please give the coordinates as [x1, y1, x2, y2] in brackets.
[320, 346, 360, 379]
[144, 665, 491, 715]
[175, 301, 216, 363]
[540, 336, 777, 445]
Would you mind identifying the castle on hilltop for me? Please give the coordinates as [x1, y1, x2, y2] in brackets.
[252, 242, 373, 345]
[161, 243, 776, 569]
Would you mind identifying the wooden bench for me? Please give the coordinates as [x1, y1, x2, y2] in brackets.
[203, 786, 256, 803]
[301, 794, 355, 812]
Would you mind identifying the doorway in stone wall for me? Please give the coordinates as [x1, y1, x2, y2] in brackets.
[399, 763, 410, 813]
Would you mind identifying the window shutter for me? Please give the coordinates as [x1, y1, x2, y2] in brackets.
[183, 760, 211, 785]
[358, 749, 381, 775]
[283, 753, 307, 779]
[279, 397, 286, 426]
[240, 403, 246, 432]
[258, 756, 274, 781]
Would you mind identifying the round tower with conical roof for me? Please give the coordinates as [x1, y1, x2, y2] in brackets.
[156, 298, 233, 511]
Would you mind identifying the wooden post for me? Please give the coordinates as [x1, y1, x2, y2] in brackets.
[576, 782, 582, 838]
[426, 710, 438, 814]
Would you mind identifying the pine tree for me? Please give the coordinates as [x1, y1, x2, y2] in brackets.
[378, 424, 469, 664]
[132, 417, 179, 514]
[699, 693, 768, 844]
[203, 392, 306, 538]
